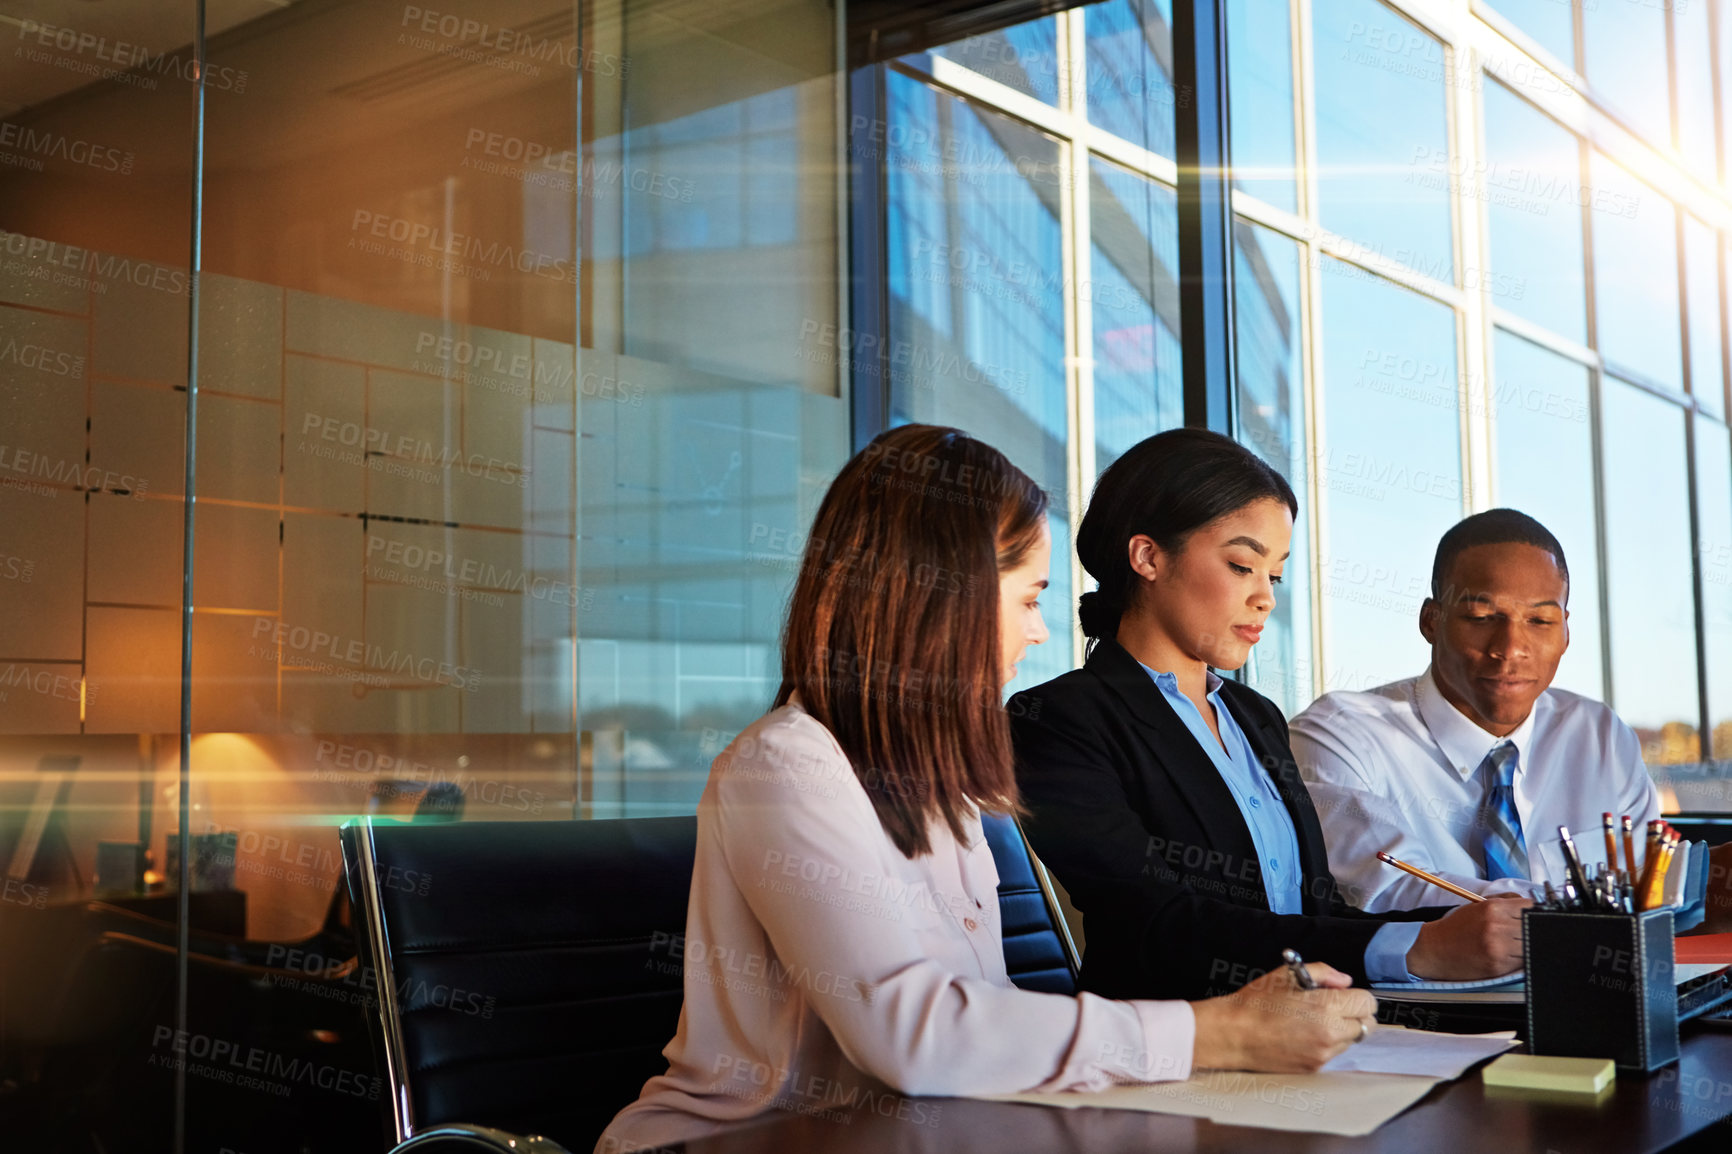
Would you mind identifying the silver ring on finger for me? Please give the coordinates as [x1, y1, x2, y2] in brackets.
[1356, 1019, 1370, 1044]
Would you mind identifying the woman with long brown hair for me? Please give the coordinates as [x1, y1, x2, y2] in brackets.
[597, 426, 1376, 1152]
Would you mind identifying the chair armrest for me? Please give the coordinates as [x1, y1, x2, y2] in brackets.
[390, 1122, 573, 1154]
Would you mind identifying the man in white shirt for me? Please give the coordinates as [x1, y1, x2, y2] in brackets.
[1290, 510, 1660, 913]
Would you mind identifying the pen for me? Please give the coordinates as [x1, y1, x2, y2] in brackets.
[1558, 826, 1593, 910]
[1282, 948, 1317, 990]
[1376, 851, 1486, 902]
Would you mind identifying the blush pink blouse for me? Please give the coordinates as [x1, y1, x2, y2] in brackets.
[595, 702, 1196, 1153]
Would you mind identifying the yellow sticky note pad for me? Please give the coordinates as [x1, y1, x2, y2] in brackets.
[1481, 1054, 1614, 1094]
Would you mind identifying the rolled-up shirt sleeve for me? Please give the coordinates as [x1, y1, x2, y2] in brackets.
[713, 725, 1195, 1097]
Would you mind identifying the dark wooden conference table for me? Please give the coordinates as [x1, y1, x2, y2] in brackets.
[675, 1030, 1732, 1154]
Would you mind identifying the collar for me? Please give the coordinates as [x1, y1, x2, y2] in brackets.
[1139, 662, 1224, 701]
[1414, 666, 1539, 782]
[1085, 638, 1277, 755]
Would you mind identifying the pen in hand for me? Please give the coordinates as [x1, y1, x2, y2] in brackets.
[1282, 948, 1318, 991]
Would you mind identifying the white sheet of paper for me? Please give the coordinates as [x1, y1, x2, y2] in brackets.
[1320, 1026, 1517, 1079]
[981, 1069, 1439, 1138]
[1676, 962, 1730, 985]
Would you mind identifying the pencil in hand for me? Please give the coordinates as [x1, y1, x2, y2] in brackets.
[1376, 851, 1486, 903]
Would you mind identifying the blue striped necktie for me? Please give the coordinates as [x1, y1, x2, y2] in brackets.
[1478, 741, 1528, 881]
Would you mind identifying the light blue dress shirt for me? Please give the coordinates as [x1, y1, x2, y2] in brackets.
[1140, 663, 1420, 983]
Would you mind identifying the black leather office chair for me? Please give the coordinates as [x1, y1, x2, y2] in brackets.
[340, 816, 697, 1154]
[979, 811, 1080, 995]
[341, 811, 1079, 1154]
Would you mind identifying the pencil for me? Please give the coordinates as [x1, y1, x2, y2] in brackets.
[1639, 830, 1681, 912]
[1602, 813, 1618, 877]
[1635, 823, 1664, 905]
[1376, 851, 1486, 903]
[1621, 815, 1636, 881]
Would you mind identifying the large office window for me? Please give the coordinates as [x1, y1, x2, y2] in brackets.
[1317, 260, 1461, 692]
[886, 11, 1181, 676]
[1602, 380, 1700, 764]
[1235, 221, 1310, 714]
[1722, 1, 1732, 191]
[884, 72, 1074, 692]
[1311, 0, 1454, 282]
[1481, 80, 1587, 346]
[1687, 216, 1725, 414]
[1208, 0, 1732, 817]
[1582, 0, 1671, 144]
[1490, 330, 1603, 699]
[1091, 159, 1183, 468]
[1482, 0, 1573, 65]
[1698, 418, 1732, 772]
[872, 0, 1732, 811]
[1591, 153, 1683, 393]
[932, 18, 1064, 105]
[1225, 0, 1298, 212]
[1719, 236, 1732, 421]
[1678, 0, 1719, 187]
[1085, 0, 1177, 159]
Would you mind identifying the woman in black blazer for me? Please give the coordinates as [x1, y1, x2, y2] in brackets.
[1009, 429, 1528, 1002]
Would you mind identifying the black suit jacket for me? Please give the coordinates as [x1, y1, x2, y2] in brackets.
[1008, 639, 1443, 1001]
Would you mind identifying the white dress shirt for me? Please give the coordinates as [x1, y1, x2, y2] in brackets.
[596, 700, 1196, 1153]
[1289, 669, 1659, 914]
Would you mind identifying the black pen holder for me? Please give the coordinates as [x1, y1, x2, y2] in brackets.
[1524, 907, 1678, 1072]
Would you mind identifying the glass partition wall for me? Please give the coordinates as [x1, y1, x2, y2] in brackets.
[0, 0, 846, 1148]
[1, 4, 205, 1147]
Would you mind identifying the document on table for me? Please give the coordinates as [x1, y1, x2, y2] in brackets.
[980, 1070, 1438, 1137]
[1319, 1026, 1516, 1078]
[978, 1027, 1516, 1137]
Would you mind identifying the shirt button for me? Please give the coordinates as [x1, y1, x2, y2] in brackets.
[1249, 796, 1261, 809]
[1269, 858, 1280, 871]
[964, 917, 979, 933]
